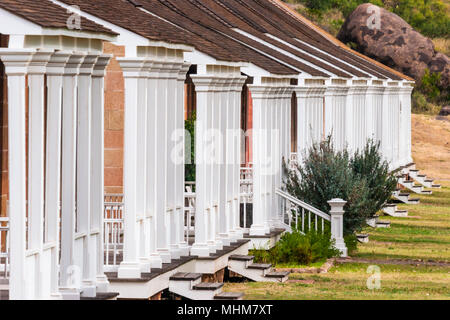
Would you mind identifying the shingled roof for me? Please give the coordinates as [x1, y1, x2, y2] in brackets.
[5, 0, 411, 80]
[58, 0, 297, 75]
[0, 0, 116, 36]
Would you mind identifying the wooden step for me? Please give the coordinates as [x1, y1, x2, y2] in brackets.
[229, 255, 254, 262]
[214, 292, 245, 300]
[357, 234, 370, 243]
[248, 263, 272, 270]
[376, 221, 391, 228]
[193, 283, 224, 291]
[265, 271, 290, 279]
[169, 273, 202, 281]
[80, 292, 120, 301]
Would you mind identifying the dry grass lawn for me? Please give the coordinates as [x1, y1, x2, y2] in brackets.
[411, 114, 450, 181]
[223, 114, 450, 300]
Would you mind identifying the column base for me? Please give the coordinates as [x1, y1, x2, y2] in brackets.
[170, 244, 182, 260]
[233, 228, 245, 239]
[118, 261, 142, 279]
[218, 233, 232, 247]
[335, 240, 348, 258]
[191, 243, 210, 258]
[207, 240, 218, 254]
[81, 280, 97, 298]
[178, 242, 191, 257]
[60, 288, 80, 301]
[157, 248, 172, 264]
[249, 224, 270, 237]
[213, 239, 224, 251]
[96, 274, 110, 293]
[139, 258, 152, 273]
[149, 253, 163, 269]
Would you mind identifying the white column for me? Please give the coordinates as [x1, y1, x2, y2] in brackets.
[177, 63, 191, 256]
[76, 53, 98, 296]
[135, 62, 150, 271]
[248, 85, 271, 236]
[146, 62, 163, 269]
[190, 76, 215, 257]
[231, 76, 246, 240]
[117, 58, 144, 279]
[155, 63, 172, 263]
[295, 87, 308, 163]
[346, 85, 356, 154]
[26, 50, 53, 299]
[60, 52, 85, 297]
[166, 61, 183, 259]
[91, 54, 112, 292]
[45, 51, 71, 299]
[0, 49, 34, 300]
[218, 77, 232, 246]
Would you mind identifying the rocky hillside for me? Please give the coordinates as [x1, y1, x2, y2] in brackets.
[283, 0, 449, 114]
[337, 4, 450, 88]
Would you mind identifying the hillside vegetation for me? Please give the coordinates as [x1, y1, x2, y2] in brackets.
[283, 0, 450, 115]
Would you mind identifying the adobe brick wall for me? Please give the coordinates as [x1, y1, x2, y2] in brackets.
[103, 43, 125, 194]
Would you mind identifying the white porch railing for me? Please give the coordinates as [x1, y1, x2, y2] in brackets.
[104, 194, 124, 271]
[276, 189, 348, 257]
[240, 166, 253, 230]
[276, 189, 331, 234]
[184, 183, 196, 246]
[0, 217, 9, 280]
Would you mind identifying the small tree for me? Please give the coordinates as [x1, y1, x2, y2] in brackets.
[284, 136, 397, 235]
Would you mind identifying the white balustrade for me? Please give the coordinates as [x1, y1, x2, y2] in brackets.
[0, 217, 9, 280]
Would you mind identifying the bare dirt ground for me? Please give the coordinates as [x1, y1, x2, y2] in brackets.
[411, 114, 450, 181]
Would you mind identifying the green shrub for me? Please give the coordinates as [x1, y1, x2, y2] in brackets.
[251, 230, 341, 266]
[284, 137, 397, 236]
[185, 114, 196, 182]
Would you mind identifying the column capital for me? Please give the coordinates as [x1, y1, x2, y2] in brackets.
[28, 49, 54, 75]
[92, 54, 112, 78]
[79, 53, 100, 76]
[247, 84, 272, 99]
[0, 49, 35, 75]
[328, 199, 347, 215]
[191, 74, 217, 92]
[178, 62, 191, 82]
[117, 57, 145, 78]
[64, 52, 86, 76]
[47, 51, 72, 76]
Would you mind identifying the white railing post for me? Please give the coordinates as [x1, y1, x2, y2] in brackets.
[328, 199, 348, 258]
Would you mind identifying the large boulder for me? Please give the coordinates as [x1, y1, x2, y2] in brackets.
[337, 3, 450, 88]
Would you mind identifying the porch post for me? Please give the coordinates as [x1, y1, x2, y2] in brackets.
[45, 51, 71, 298]
[231, 75, 246, 239]
[118, 58, 144, 279]
[248, 85, 271, 236]
[60, 52, 85, 295]
[0, 49, 34, 300]
[166, 60, 183, 260]
[295, 86, 308, 164]
[177, 63, 191, 256]
[155, 61, 172, 263]
[218, 76, 232, 246]
[146, 61, 163, 269]
[91, 55, 112, 292]
[77, 53, 98, 295]
[190, 75, 215, 257]
[381, 83, 390, 165]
